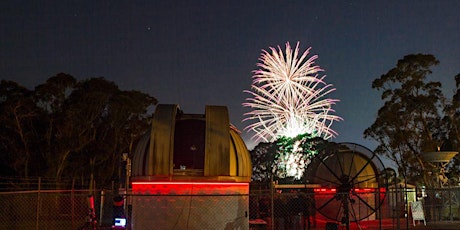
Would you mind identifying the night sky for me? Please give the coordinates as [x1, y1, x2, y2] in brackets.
[1, 1, 460, 150]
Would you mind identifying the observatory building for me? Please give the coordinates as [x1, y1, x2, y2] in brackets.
[130, 104, 252, 229]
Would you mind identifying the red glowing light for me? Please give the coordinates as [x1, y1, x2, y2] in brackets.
[132, 181, 249, 195]
[314, 187, 386, 194]
[132, 181, 248, 186]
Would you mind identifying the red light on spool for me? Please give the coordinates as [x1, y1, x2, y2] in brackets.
[314, 188, 336, 194]
[314, 187, 385, 194]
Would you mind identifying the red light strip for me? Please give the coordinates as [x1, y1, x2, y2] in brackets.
[132, 181, 248, 186]
[314, 187, 387, 194]
[131, 181, 249, 195]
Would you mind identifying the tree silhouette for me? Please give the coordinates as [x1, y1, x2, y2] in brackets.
[0, 80, 41, 178]
[364, 54, 447, 187]
[0, 73, 157, 189]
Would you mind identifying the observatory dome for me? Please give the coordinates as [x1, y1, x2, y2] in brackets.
[131, 104, 251, 182]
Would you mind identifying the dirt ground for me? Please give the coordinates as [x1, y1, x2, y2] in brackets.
[307, 219, 460, 230]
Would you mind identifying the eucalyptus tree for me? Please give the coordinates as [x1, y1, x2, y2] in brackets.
[33, 73, 77, 179]
[250, 141, 277, 183]
[0, 80, 42, 178]
[1, 73, 157, 189]
[250, 133, 330, 184]
[444, 74, 460, 150]
[45, 77, 157, 186]
[53, 77, 120, 183]
[82, 87, 157, 187]
[364, 54, 445, 187]
[442, 73, 460, 181]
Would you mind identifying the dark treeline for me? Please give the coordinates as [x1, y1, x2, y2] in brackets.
[0, 73, 157, 189]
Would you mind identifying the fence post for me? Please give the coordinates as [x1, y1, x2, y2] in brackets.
[270, 177, 274, 230]
[449, 187, 452, 221]
[405, 181, 409, 230]
[378, 187, 382, 230]
[72, 178, 75, 229]
[395, 177, 400, 230]
[35, 177, 41, 230]
[100, 190, 105, 224]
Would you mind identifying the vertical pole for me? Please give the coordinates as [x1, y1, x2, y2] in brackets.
[405, 180, 409, 230]
[270, 176, 274, 230]
[90, 158, 95, 195]
[35, 177, 41, 230]
[125, 157, 131, 213]
[72, 178, 75, 230]
[449, 186, 452, 221]
[378, 187, 382, 230]
[396, 175, 400, 230]
[100, 190, 105, 224]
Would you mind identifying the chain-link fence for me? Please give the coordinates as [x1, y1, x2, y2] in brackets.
[422, 187, 460, 222]
[129, 193, 249, 230]
[0, 188, 127, 230]
[1, 184, 460, 229]
[0, 190, 249, 230]
[249, 185, 460, 230]
[0, 189, 98, 230]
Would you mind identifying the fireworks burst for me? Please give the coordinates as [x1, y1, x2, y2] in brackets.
[243, 42, 341, 142]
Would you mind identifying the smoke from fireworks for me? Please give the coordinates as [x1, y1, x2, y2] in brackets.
[243, 42, 341, 142]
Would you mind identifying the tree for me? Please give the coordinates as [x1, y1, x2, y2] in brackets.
[0, 73, 157, 189]
[54, 77, 120, 182]
[364, 54, 445, 187]
[442, 73, 460, 181]
[43, 76, 157, 186]
[250, 133, 330, 183]
[82, 88, 157, 188]
[250, 141, 277, 182]
[443, 74, 460, 150]
[0, 80, 42, 178]
[33, 73, 78, 180]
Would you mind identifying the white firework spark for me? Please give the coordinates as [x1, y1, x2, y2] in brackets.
[243, 42, 341, 142]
